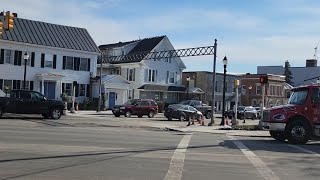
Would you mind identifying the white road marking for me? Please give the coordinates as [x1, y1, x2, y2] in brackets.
[229, 136, 280, 180]
[288, 144, 320, 157]
[164, 134, 192, 180]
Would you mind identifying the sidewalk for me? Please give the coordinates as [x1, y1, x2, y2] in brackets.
[66, 110, 270, 137]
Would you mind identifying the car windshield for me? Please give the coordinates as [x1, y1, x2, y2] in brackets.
[179, 100, 190, 105]
[237, 106, 245, 111]
[124, 100, 137, 105]
[288, 89, 308, 105]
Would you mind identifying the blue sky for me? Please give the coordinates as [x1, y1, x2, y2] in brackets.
[3, 0, 320, 74]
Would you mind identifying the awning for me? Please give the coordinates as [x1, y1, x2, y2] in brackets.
[138, 84, 186, 92]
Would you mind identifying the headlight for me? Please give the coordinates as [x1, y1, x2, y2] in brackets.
[120, 107, 126, 110]
[272, 114, 286, 121]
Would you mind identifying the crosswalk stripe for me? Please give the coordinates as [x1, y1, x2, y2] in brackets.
[229, 136, 280, 180]
[164, 133, 192, 180]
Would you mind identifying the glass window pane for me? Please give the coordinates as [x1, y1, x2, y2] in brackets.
[66, 56, 73, 70]
[80, 58, 88, 71]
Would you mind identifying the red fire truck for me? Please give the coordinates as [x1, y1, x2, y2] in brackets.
[262, 85, 320, 144]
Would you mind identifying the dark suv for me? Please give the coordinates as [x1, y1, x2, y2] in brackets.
[112, 99, 158, 118]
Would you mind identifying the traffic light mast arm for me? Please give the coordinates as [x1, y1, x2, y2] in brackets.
[101, 46, 215, 63]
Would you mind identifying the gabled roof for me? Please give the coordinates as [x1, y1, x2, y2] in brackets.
[99, 40, 136, 50]
[99, 36, 166, 64]
[0, 16, 100, 54]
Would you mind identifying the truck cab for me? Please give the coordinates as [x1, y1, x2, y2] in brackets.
[262, 85, 320, 144]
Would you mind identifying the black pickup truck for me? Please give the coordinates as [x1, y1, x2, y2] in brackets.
[179, 100, 214, 119]
[0, 90, 65, 119]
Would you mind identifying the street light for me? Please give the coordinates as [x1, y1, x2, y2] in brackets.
[220, 56, 228, 126]
[186, 76, 190, 100]
[208, 39, 217, 126]
[23, 52, 30, 90]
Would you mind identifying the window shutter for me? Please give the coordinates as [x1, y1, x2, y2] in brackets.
[74, 57, 79, 71]
[30, 81, 33, 90]
[31, 52, 35, 67]
[17, 80, 21, 89]
[126, 68, 129, 80]
[41, 53, 45, 68]
[0, 79, 3, 90]
[156, 70, 158, 83]
[14, 50, 19, 65]
[75, 84, 79, 97]
[133, 68, 135, 81]
[86, 84, 90, 97]
[63, 56, 66, 69]
[87, 58, 91, 71]
[53, 55, 57, 69]
[18, 51, 22, 66]
[166, 71, 169, 83]
[0, 49, 4, 64]
[13, 80, 17, 89]
[62, 83, 65, 93]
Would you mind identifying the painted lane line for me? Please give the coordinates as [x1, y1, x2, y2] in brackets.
[164, 134, 192, 180]
[229, 136, 280, 180]
[288, 144, 320, 157]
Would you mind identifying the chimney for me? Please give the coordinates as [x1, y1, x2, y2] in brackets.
[306, 59, 317, 67]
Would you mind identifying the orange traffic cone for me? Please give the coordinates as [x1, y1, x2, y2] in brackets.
[201, 115, 205, 126]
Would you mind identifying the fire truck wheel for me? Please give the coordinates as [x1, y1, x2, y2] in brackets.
[286, 120, 311, 144]
[269, 131, 286, 142]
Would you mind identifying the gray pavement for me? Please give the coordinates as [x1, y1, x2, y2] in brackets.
[65, 110, 270, 137]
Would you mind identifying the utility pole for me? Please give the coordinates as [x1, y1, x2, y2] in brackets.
[232, 79, 240, 125]
[208, 39, 217, 126]
[97, 54, 103, 112]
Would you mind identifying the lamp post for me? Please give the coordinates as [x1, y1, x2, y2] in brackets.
[243, 85, 252, 123]
[220, 56, 228, 126]
[23, 52, 30, 90]
[186, 76, 190, 100]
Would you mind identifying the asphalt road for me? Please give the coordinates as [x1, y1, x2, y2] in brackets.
[0, 115, 319, 180]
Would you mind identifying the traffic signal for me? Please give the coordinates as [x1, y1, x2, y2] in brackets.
[234, 79, 240, 87]
[0, 21, 3, 36]
[5, 11, 14, 30]
[260, 75, 268, 84]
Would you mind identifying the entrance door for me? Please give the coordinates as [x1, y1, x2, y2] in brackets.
[44, 82, 56, 100]
[109, 92, 116, 109]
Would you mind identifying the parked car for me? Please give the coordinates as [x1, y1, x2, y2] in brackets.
[164, 104, 202, 121]
[244, 106, 258, 119]
[0, 90, 65, 119]
[179, 100, 213, 119]
[112, 99, 158, 118]
[254, 107, 261, 119]
[227, 106, 245, 119]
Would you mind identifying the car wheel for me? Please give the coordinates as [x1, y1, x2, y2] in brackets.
[138, 115, 143, 118]
[206, 111, 211, 119]
[167, 116, 172, 121]
[270, 131, 286, 142]
[114, 114, 120, 117]
[42, 114, 50, 119]
[125, 110, 132, 117]
[148, 111, 155, 118]
[0, 107, 3, 118]
[286, 120, 311, 144]
[50, 108, 62, 120]
[179, 114, 185, 121]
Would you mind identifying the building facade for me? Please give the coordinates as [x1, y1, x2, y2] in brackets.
[97, 36, 186, 109]
[0, 16, 100, 102]
[182, 71, 241, 112]
[240, 74, 292, 107]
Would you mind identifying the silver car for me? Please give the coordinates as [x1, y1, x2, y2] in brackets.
[244, 106, 258, 119]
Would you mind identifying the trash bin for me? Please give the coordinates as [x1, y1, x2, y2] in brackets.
[63, 102, 68, 115]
